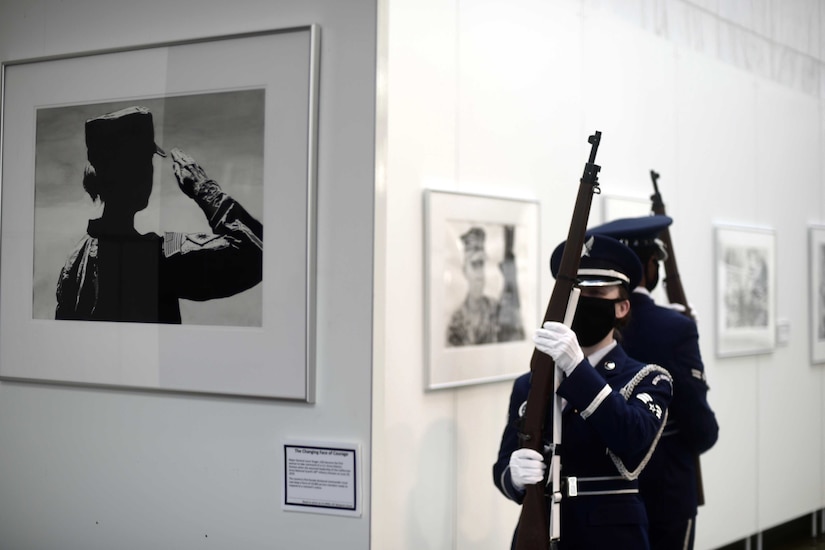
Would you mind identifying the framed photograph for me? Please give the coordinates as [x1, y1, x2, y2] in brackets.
[714, 224, 776, 358]
[0, 26, 320, 400]
[424, 190, 539, 389]
[808, 225, 825, 364]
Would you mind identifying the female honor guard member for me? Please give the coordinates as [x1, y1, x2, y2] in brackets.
[586, 215, 719, 550]
[493, 235, 674, 549]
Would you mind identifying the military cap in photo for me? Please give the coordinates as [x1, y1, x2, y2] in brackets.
[586, 214, 672, 260]
[550, 234, 643, 290]
[85, 106, 167, 166]
[460, 227, 487, 257]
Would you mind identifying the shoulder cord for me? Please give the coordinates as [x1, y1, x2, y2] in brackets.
[608, 364, 673, 480]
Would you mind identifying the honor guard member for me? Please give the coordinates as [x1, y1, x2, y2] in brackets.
[493, 235, 674, 549]
[587, 215, 719, 550]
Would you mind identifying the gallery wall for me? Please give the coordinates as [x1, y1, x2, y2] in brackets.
[0, 0, 377, 549]
[373, 1, 825, 549]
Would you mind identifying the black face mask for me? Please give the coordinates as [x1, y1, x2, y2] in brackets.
[571, 295, 623, 347]
[645, 259, 660, 292]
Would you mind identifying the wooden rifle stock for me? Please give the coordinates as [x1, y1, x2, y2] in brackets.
[649, 170, 691, 318]
[514, 132, 603, 550]
[649, 170, 705, 506]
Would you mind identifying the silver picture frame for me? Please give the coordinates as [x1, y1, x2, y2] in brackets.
[423, 190, 540, 390]
[808, 224, 825, 364]
[0, 26, 320, 401]
[713, 224, 776, 358]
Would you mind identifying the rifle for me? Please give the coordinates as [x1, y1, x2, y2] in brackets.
[649, 170, 691, 319]
[514, 132, 603, 550]
[649, 170, 705, 506]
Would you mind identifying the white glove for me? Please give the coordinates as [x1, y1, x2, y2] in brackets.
[533, 321, 584, 375]
[509, 448, 546, 491]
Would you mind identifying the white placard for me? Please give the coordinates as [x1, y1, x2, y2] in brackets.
[282, 441, 361, 517]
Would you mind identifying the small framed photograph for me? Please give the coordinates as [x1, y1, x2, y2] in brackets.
[714, 224, 776, 357]
[423, 190, 539, 389]
[808, 225, 825, 364]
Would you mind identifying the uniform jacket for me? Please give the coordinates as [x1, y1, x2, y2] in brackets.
[55, 180, 263, 324]
[493, 343, 673, 549]
[620, 289, 719, 522]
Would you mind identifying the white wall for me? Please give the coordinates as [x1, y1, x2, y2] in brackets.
[374, 1, 825, 549]
[0, 1, 377, 549]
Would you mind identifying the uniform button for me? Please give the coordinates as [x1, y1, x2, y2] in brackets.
[604, 361, 616, 371]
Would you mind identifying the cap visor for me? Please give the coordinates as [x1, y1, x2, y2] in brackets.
[577, 278, 623, 288]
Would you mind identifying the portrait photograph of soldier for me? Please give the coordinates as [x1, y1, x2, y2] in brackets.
[443, 222, 526, 348]
[32, 90, 264, 327]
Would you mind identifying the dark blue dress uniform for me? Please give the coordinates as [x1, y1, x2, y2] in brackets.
[587, 215, 719, 550]
[492, 235, 674, 549]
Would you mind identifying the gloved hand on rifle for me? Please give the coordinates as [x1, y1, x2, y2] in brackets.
[509, 448, 546, 491]
[533, 321, 584, 376]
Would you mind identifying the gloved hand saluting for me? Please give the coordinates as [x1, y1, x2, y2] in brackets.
[533, 321, 584, 375]
[171, 147, 213, 199]
[509, 448, 546, 491]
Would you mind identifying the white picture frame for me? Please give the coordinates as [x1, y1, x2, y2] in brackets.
[0, 26, 320, 401]
[808, 225, 825, 364]
[423, 190, 539, 390]
[714, 224, 776, 358]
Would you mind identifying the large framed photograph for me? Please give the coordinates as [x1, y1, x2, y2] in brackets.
[714, 224, 776, 358]
[0, 27, 320, 400]
[808, 225, 825, 364]
[424, 190, 539, 389]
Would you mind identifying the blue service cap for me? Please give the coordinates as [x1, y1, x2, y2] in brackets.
[586, 214, 672, 260]
[550, 234, 643, 290]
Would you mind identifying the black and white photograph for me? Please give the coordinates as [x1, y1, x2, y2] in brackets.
[34, 92, 264, 327]
[808, 225, 825, 364]
[444, 223, 525, 348]
[714, 224, 776, 357]
[424, 190, 539, 389]
[1, 27, 319, 400]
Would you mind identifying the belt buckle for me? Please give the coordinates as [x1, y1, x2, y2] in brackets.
[563, 476, 578, 497]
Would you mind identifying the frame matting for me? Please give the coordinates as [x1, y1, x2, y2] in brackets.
[424, 190, 539, 389]
[713, 224, 775, 358]
[0, 26, 319, 400]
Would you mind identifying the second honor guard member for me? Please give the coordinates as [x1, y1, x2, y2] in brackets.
[587, 215, 719, 550]
[493, 235, 674, 549]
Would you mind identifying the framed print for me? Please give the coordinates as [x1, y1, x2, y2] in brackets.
[0, 26, 320, 400]
[424, 190, 539, 389]
[808, 225, 825, 364]
[714, 224, 775, 358]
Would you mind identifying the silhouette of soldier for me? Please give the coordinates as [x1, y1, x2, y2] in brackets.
[55, 106, 263, 324]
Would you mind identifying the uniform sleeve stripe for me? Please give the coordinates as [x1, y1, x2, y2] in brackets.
[580, 384, 612, 419]
[500, 466, 523, 501]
